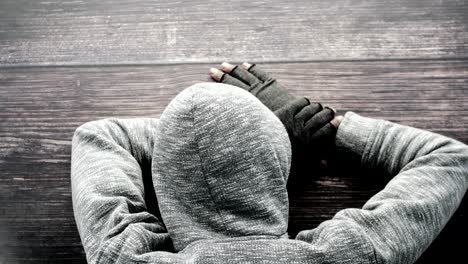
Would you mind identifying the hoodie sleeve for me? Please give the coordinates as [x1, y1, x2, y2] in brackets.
[295, 111, 468, 264]
[71, 118, 175, 264]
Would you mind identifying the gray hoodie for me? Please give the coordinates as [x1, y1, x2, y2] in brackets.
[71, 82, 468, 263]
[153, 84, 291, 252]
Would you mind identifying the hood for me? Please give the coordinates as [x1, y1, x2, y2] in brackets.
[152, 82, 291, 252]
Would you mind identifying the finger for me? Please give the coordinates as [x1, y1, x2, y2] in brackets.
[230, 65, 261, 86]
[284, 97, 311, 116]
[210, 67, 224, 81]
[220, 62, 236, 73]
[308, 122, 338, 156]
[304, 107, 335, 133]
[242, 63, 271, 82]
[330, 115, 343, 129]
[220, 73, 250, 90]
[294, 103, 323, 125]
[241, 62, 254, 70]
[210, 67, 249, 89]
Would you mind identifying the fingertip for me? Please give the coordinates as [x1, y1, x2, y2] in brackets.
[330, 115, 343, 129]
[209, 68, 224, 81]
[324, 106, 336, 114]
[220, 62, 235, 73]
[242, 62, 253, 70]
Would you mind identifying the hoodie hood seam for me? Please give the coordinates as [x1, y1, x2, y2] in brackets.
[190, 91, 230, 236]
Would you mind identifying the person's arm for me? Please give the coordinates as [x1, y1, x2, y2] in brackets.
[296, 111, 468, 263]
[71, 118, 175, 263]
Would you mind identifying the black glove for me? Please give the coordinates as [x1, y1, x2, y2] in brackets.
[274, 97, 337, 152]
[220, 63, 296, 112]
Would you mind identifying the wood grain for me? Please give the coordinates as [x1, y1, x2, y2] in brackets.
[0, 60, 467, 263]
[1, 0, 467, 66]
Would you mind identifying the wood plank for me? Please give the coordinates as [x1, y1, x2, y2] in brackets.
[1, 0, 468, 66]
[0, 60, 467, 262]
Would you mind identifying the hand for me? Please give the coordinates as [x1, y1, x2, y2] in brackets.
[209, 62, 343, 131]
[275, 97, 337, 150]
[210, 62, 295, 111]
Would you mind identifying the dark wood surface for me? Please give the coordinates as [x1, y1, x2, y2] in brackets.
[0, 0, 467, 263]
[1, 0, 468, 66]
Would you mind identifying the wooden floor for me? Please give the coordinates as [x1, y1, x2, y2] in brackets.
[0, 0, 467, 263]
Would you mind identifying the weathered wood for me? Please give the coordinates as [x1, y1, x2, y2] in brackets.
[0, 60, 467, 262]
[1, 0, 468, 66]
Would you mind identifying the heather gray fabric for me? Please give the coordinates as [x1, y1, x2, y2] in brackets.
[71, 82, 468, 264]
[152, 83, 291, 252]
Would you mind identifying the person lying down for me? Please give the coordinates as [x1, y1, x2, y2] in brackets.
[71, 63, 468, 264]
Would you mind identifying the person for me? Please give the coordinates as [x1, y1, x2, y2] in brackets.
[71, 63, 468, 264]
